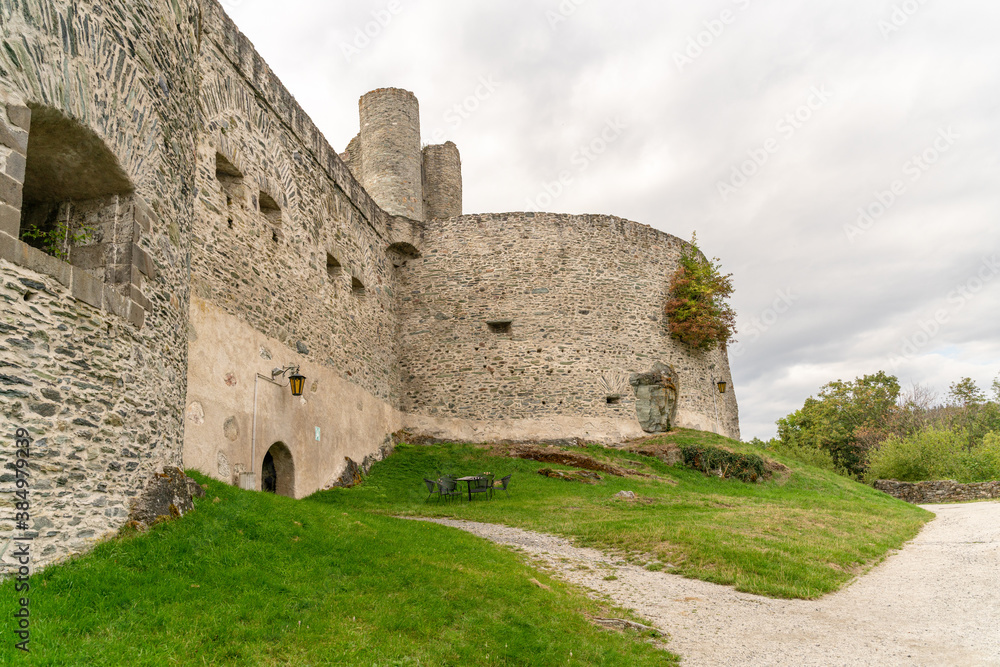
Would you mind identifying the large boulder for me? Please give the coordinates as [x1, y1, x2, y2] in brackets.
[629, 362, 679, 433]
[128, 467, 206, 527]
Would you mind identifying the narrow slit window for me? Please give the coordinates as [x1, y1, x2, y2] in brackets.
[259, 191, 281, 227]
[327, 253, 342, 280]
[351, 276, 366, 296]
[216, 153, 244, 215]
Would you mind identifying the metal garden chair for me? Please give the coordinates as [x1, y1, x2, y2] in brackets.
[438, 476, 461, 501]
[423, 477, 441, 501]
[468, 475, 492, 500]
[494, 474, 512, 498]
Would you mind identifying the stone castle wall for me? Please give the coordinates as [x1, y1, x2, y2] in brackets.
[182, 4, 423, 493]
[0, 0, 200, 568]
[195, 5, 419, 405]
[397, 212, 740, 443]
[0, 0, 743, 571]
[874, 479, 1000, 504]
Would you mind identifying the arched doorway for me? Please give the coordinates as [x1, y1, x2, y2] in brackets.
[261, 442, 295, 497]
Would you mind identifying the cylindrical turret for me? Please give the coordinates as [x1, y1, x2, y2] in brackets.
[358, 88, 423, 221]
[422, 142, 462, 220]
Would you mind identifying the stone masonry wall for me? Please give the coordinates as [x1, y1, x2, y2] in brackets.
[422, 141, 462, 220]
[398, 212, 739, 441]
[874, 479, 1000, 504]
[0, 0, 200, 569]
[197, 2, 421, 405]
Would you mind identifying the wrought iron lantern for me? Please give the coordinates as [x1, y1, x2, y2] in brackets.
[717, 381, 727, 394]
[272, 365, 306, 397]
[288, 370, 306, 397]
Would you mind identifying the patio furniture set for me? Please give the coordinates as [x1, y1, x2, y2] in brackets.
[423, 473, 512, 501]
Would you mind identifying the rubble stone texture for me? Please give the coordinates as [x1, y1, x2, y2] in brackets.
[874, 479, 1000, 504]
[0, 0, 739, 572]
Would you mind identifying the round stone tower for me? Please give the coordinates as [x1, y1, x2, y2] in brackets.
[359, 88, 424, 221]
[422, 141, 463, 220]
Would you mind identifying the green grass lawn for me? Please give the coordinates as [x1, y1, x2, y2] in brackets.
[0, 471, 675, 666]
[314, 430, 931, 599]
[0, 429, 931, 665]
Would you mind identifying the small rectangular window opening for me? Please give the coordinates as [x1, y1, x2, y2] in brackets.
[606, 395, 622, 405]
[487, 320, 512, 334]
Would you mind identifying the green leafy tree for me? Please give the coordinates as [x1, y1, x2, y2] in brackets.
[664, 233, 736, 351]
[776, 371, 901, 478]
[946, 377, 1000, 451]
[948, 377, 986, 408]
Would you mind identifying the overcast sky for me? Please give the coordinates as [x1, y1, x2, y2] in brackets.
[220, 0, 1000, 440]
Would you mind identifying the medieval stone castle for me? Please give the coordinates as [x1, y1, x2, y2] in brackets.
[0, 0, 738, 569]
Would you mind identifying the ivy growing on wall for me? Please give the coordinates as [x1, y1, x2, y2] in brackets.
[664, 233, 737, 351]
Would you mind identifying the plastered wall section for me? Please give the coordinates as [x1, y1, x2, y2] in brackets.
[0, 0, 200, 569]
[183, 297, 401, 497]
[398, 212, 740, 443]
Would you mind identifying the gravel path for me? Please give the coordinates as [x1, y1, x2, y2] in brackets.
[411, 501, 1000, 666]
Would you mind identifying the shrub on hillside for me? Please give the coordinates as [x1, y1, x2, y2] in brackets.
[864, 427, 1000, 483]
[680, 444, 765, 482]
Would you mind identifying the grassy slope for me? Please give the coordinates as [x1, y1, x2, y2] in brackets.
[0, 473, 674, 666]
[0, 429, 931, 664]
[314, 430, 932, 599]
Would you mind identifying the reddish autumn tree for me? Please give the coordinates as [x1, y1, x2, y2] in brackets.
[664, 234, 737, 351]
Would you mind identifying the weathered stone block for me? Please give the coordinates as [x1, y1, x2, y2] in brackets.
[70, 243, 107, 270]
[133, 244, 157, 279]
[0, 202, 19, 237]
[134, 197, 155, 233]
[0, 229, 16, 260]
[103, 286, 130, 319]
[21, 243, 72, 287]
[130, 285, 152, 313]
[630, 362, 679, 433]
[105, 263, 132, 285]
[128, 467, 205, 527]
[4, 151, 26, 182]
[5, 104, 31, 132]
[71, 266, 104, 309]
[0, 119, 28, 154]
[0, 172, 23, 209]
[127, 301, 146, 329]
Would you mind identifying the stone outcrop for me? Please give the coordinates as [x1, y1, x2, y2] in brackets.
[494, 443, 639, 477]
[874, 479, 1000, 504]
[626, 441, 684, 466]
[537, 468, 602, 484]
[326, 440, 396, 488]
[630, 363, 680, 433]
[128, 468, 206, 528]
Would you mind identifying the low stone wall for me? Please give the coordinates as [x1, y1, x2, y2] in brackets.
[874, 479, 1000, 504]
